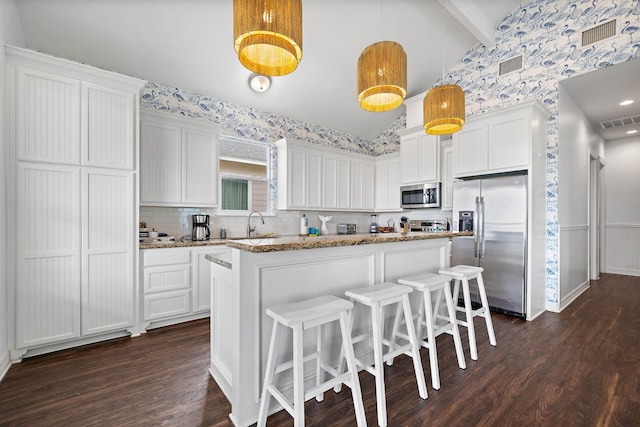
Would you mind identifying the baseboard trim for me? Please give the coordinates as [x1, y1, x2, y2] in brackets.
[0, 350, 12, 383]
[561, 280, 590, 311]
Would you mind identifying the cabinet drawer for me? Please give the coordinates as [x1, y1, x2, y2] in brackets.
[144, 264, 190, 293]
[142, 248, 191, 266]
[144, 290, 191, 321]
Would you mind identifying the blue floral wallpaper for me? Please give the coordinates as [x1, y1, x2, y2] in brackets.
[140, 0, 640, 309]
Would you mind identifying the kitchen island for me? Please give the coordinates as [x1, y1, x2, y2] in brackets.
[207, 232, 468, 426]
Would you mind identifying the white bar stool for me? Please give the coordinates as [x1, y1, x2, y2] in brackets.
[257, 295, 366, 427]
[438, 265, 497, 361]
[339, 282, 428, 427]
[395, 272, 466, 390]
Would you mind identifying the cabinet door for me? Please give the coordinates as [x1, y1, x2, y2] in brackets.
[400, 131, 438, 184]
[386, 156, 401, 209]
[400, 133, 420, 184]
[440, 141, 454, 211]
[288, 148, 307, 208]
[15, 67, 81, 164]
[16, 163, 81, 348]
[82, 169, 135, 335]
[193, 251, 214, 313]
[374, 161, 389, 210]
[452, 123, 489, 177]
[140, 120, 182, 204]
[322, 155, 338, 209]
[306, 151, 323, 208]
[82, 83, 136, 170]
[182, 128, 218, 206]
[351, 159, 374, 210]
[336, 157, 351, 209]
[488, 114, 529, 171]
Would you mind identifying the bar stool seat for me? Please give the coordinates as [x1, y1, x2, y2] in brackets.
[339, 282, 427, 427]
[395, 272, 466, 390]
[438, 265, 497, 361]
[257, 295, 366, 427]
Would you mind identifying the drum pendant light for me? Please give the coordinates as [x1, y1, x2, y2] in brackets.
[423, 1, 465, 135]
[357, 41, 407, 112]
[233, 0, 302, 76]
[423, 84, 465, 134]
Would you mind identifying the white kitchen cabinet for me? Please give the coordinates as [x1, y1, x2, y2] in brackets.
[6, 46, 145, 359]
[351, 158, 375, 211]
[276, 139, 374, 211]
[140, 109, 220, 207]
[440, 140, 454, 211]
[140, 246, 223, 330]
[452, 102, 545, 178]
[375, 152, 401, 211]
[399, 128, 439, 185]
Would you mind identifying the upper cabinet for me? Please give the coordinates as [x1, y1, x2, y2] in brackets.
[140, 110, 220, 207]
[375, 152, 401, 211]
[399, 127, 439, 185]
[275, 139, 377, 212]
[452, 101, 551, 178]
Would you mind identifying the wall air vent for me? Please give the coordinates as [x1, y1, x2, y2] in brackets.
[582, 19, 617, 47]
[599, 115, 640, 129]
[498, 55, 523, 76]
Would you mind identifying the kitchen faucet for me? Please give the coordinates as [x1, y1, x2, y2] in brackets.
[247, 211, 264, 237]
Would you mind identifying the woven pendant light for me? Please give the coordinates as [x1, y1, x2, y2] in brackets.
[233, 0, 302, 76]
[357, 41, 407, 112]
[423, 84, 465, 135]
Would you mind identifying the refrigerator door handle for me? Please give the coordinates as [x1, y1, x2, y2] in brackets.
[477, 196, 485, 258]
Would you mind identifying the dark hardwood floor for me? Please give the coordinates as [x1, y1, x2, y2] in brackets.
[1, 273, 639, 426]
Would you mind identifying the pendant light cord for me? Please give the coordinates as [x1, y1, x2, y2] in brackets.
[441, 0, 446, 84]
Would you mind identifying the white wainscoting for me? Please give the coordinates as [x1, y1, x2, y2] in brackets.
[606, 224, 640, 276]
[0, 351, 11, 382]
[559, 225, 590, 311]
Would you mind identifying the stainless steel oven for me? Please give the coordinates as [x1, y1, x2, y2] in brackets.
[401, 183, 441, 208]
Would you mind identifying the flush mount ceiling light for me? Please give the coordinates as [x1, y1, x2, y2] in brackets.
[620, 99, 634, 106]
[627, 129, 638, 134]
[233, 0, 302, 76]
[249, 73, 271, 92]
[423, 0, 465, 135]
[357, 41, 407, 112]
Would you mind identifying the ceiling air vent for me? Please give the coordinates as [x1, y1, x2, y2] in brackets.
[498, 55, 523, 76]
[600, 115, 640, 129]
[582, 19, 617, 47]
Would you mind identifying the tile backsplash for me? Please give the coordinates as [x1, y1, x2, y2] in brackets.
[140, 207, 452, 240]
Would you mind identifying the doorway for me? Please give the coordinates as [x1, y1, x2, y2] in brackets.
[589, 153, 605, 280]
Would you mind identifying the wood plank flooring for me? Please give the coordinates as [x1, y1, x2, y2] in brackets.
[1, 273, 639, 426]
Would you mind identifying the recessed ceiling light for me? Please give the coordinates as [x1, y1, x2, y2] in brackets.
[626, 129, 638, 134]
[619, 99, 634, 106]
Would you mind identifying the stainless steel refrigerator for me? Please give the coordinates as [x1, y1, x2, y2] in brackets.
[451, 174, 527, 317]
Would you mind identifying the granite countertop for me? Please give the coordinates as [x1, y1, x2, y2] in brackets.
[139, 238, 229, 250]
[225, 231, 472, 253]
[205, 250, 232, 269]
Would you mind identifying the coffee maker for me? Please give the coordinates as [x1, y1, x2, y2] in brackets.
[192, 214, 211, 241]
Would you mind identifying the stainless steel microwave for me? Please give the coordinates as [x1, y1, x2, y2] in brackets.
[400, 183, 441, 208]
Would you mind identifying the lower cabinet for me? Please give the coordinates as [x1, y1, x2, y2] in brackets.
[140, 246, 225, 329]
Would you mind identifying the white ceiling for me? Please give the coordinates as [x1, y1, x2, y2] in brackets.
[13, 0, 638, 142]
[13, 0, 521, 140]
[561, 57, 640, 142]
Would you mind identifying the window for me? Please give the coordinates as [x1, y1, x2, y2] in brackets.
[218, 135, 272, 214]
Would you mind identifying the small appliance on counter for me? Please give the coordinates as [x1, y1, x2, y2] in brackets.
[369, 214, 379, 234]
[192, 214, 211, 241]
[337, 223, 357, 235]
[408, 219, 449, 232]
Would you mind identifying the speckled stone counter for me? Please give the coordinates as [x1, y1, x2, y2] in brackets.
[225, 231, 471, 253]
[139, 238, 228, 250]
[205, 251, 232, 269]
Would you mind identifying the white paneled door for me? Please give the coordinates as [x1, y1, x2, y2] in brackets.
[82, 169, 135, 335]
[16, 163, 82, 348]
